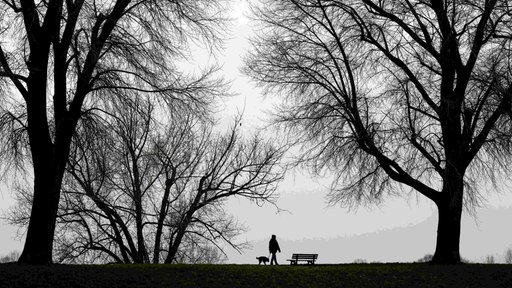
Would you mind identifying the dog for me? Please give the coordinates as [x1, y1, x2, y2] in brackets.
[256, 256, 269, 265]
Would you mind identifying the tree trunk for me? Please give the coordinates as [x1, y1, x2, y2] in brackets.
[153, 173, 175, 263]
[432, 203, 462, 264]
[165, 208, 198, 264]
[164, 221, 188, 264]
[18, 170, 61, 265]
[164, 184, 204, 264]
[18, 86, 76, 264]
[18, 125, 73, 265]
[432, 173, 464, 264]
[131, 151, 148, 263]
[17, 59, 61, 264]
[165, 240, 179, 264]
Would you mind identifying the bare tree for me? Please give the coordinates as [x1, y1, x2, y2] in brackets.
[163, 116, 285, 263]
[0, 0, 229, 264]
[245, 0, 512, 264]
[44, 101, 284, 264]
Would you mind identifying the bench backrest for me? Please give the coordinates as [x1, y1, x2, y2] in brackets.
[291, 254, 318, 259]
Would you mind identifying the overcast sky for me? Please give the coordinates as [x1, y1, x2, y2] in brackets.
[2, 0, 512, 264]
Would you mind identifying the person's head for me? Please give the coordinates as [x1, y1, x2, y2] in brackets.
[271, 234, 276, 239]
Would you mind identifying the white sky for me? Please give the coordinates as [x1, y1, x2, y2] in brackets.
[2, 0, 512, 264]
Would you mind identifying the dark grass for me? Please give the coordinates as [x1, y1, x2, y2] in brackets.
[1, 263, 512, 288]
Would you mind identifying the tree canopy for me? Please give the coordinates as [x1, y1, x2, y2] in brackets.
[245, 0, 512, 264]
[0, 0, 230, 264]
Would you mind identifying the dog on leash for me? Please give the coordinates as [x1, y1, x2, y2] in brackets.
[256, 256, 269, 265]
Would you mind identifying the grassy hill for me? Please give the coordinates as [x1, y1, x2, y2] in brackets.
[1, 263, 512, 287]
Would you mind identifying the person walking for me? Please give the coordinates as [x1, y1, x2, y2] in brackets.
[269, 234, 281, 265]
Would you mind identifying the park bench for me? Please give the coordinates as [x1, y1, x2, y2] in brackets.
[286, 253, 318, 265]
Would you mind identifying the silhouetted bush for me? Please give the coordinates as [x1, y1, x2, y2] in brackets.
[416, 254, 471, 263]
[352, 259, 367, 264]
[485, 255, 495, 264]
[504, 249, 512, 264]
[416, 254, 433, 263]
[0, 251, 19, 263]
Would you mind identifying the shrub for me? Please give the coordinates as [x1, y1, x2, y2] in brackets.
[485, 255, 495, 264]
[352, 258, 367, 264]
[0, 251, 20, 263]
[416, 254, 433, 263]
[504, 249, 512, 264]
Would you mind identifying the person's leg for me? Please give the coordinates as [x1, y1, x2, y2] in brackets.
[270, 253, 276, 265]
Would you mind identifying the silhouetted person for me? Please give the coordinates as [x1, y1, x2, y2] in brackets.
[269, 234, 281, 265]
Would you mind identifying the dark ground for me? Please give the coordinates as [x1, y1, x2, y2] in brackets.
[1, 263, 512, 288]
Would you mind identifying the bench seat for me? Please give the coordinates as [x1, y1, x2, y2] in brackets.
[286, 253, 318, 265]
